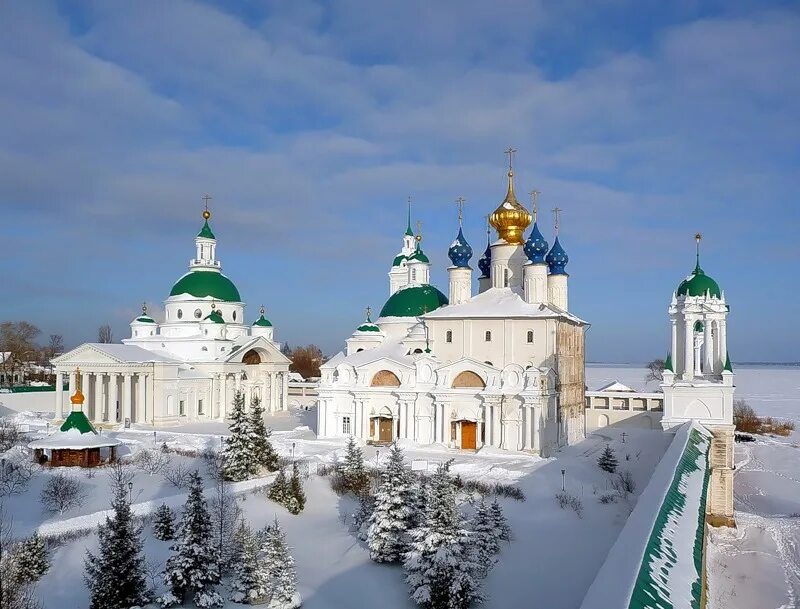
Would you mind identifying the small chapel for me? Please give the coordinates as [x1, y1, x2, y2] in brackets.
[52, 204, 291, 426]
[317, 152, 587, 455]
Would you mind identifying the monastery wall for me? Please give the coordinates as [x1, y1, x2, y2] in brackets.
[555, 320, 585, 445]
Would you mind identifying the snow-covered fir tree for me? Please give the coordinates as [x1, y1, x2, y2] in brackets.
[597, 444, 618, 473]
[367, 443, 414, 562]
[229, 521, 269, 604]
[408, 474, 429, 530]
[223, 391, 256, 482]
[340, 436, 368, 495]
[153, 504, 176, 541]
[403, 461, 481, 609]
[160, 471, 222, 608]
[353, 490, 375, 541]
[489, 499, 510, 542]
[283, 463, 305, 515]
[14, 532, 49, 584]
[262, 518, 302, 609]
[84, 485, 150, 609]
[248, 395, 280, 471]
[469, 500, 499, 578]
[268, 468, 290, 505]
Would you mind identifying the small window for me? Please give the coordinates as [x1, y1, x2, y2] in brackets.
[194, 309, 202, 319]
[446, 330, 453, 343]
[343, 416, 352, 435]
[233, 310, 237, 321]
[527, 330, 534, 344]
[503, 268, 510, 287]
[179, 400, 186, 416]
[413, 348, 423, 354]
[411, 268, 417, 282]
[198, 399, 204, 415]
[485, 330, 492, 342]
[177, 309, 183, 319]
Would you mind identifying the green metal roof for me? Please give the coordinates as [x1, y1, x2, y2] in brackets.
[677, 264, 721, 299]
[664, 353, 673, 372]
[204, 309, 225, 324]
[134, 315, 156, 324]
[356, 322, 381, 332]
[392, 254, 408, 267]
[380, 284, 448, 318]
[253, 314, 273, 327]
[408, 245, 430, 264]
[60, 411, 96, 435]
[170, 270, 241, 302]
[724, 352, 733, 372]
[197, 220, 215, 239]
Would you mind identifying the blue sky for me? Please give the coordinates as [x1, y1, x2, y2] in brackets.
[1, 0, 798, 362]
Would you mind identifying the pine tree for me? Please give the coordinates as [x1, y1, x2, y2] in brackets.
[262, 518, 301, 609]
[268, 468, 290, 505]
[403, 461, 481, 609]
[223, 391, 256, 482]
[340, 436, 368, 495]
[408, 474, 429, 530]
[597, 444, 618, 473]
[153, 504, 176, 541]
[489, 498, 510, 543]
[470, 500, 499, 578]
[353, 491, 375, 541]
[84, 485, 150, 609]
[249, 395, 280, 471]
[160, 471, 222, 608]
[367, 443, 414, 562]
[286, 463, 306, 515]
[14, 532, 49, 584]
[229, 521, 269, 604]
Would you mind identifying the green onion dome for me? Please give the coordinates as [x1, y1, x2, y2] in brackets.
[380, 284, 448, 318]
[253, 314, 272, 327]
[676, 264, 721, 298]
[408, 243, 430, 264]
[170, 270, 241, 302]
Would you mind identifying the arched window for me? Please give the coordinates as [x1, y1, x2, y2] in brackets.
[233, 310, 237, 321]
[242, 349, 261, 365]
[527, 330, 534, 344]
[371, 370, 401, 387]
[485, 330, 492, 342]
[446, 330, 453, 343]
[413, 348, 423, 354]
[452, 371, 486, 389]
[194, 309, 202, 319]
[177, 309, 183, 319]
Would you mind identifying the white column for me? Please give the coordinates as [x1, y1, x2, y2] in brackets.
[137, 374, 146, 423]
[94, 374, 104, 423]
[268, 372, 276, 412]
[68, 372, 76, 401]
[720, 320, 728, 367]
[670, 320, 677, 369]
[55, 371, 64, 419]
[523, 406, 532, 450]
[282, 373, 288, 412]
[533, 405, 542, 453]
[122, 373, 132, 423]
[361, 400, 369, 439]
[684, 319, 694, 380]
[108, 374, 118, 423]
[484, 403, 492, 447]
[261, 373, 268, 413]
[704, 323, 713, 374]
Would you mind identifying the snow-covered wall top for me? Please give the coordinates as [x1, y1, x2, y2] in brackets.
[580, 422, 711, 609]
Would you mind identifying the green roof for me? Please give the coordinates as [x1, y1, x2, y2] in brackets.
[60, 411, 96, 435]
[380, 284, 448, 318]
[408, 245, 429, 264]
[134, 315, 156, 324]
[677, 264, 721, 299]
[664, 353, 673, 372]
[724, 352, 733, 372]
[198, 220, 215, 239]
[356, 322, 381, 332]
[392, 254, 408, 267]
[204, 309, 225, 324]
[170, 270, 241, 302]
[253, 314, 272, 327]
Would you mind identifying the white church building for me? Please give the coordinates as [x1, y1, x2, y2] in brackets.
[317, 155, 588, 455]
[52, 207, 290, 426]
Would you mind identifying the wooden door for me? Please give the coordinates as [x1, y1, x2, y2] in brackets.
[379, 418, 393, 443]
[461, 421, 477, 450]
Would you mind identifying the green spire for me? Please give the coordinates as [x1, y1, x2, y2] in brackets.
[724, 352, 733, 372]
[405, 197, 414, 236]
[198, 219, 215, 239]
[664, 353, 673, 372]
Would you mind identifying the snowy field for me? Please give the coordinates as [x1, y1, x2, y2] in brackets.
[2, 363, 796, 608]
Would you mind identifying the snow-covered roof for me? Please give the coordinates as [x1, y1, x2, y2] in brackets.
[422, 288, 587, 324]
[55, 343, 180, 364]
[596, 380, 636, 392]
[28, 428, 121, 449]
[325, 338, 422, 369]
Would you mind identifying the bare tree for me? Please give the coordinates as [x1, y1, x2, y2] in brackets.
[163, 462, 192, 489]
[134, 449, 171, 477]
[40, 473, 87, 515]
[97, 325, 113, 344]
[0, 455, 37, 498]
[105, 460, 135, 495]
[644, 358, 665, 383]
[288, 344, 325, 379]
[209, 473, 240, 575]
[44, 335, 63, 364]
[0, 421, 21, 453]
[0, 322, 41, 388]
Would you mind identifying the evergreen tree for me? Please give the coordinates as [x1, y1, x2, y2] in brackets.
[262, 518, 301, 609]
[340, 436, 368, 495]
[367, 443, 414, 562]
[597, 444, 618, 474]
[249, 396, 279, 471]
[268, 468, 290, 505]
[286, 463, 306, 515]
[223, 391, 256, 482]
[403, 461, 481, 609]
[353, 491, 375, 541]
[84, 485, 150, 609]
[408, 474, 429, 530]
[229, 521, 269, 604]
[489, 498, 511, 543]
[160, 471, 222, 608]
[14, 532, 49, 584]
[153, 504, 176, 541]
[470, 500, 499, 578]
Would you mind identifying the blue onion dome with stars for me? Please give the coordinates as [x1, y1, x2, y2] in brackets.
[523, 222, 549, 264]
[477, 234, 491, 278]
[448, 227, 473, 268]
[546, 237, 569, 275]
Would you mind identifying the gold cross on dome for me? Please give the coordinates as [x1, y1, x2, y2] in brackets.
[416, 220, 423, 242]
[504, 147, 517, 172]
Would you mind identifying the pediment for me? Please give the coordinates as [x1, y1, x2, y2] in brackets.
[225, 336, 291, 365]
[53, 344, 126, 365]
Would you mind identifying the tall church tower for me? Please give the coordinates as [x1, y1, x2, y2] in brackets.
[388, 199, 422, 295]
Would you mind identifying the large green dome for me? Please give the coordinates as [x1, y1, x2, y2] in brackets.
[169, 270, 242, 302]
[380, 284, 448, 317]
[676, 266, 721, 298]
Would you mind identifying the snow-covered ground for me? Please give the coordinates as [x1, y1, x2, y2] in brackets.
[4, 363, 796, 608]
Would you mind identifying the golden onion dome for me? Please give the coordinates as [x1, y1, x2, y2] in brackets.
[489, 169, 531, 244]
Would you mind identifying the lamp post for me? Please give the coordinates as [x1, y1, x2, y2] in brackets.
[291, 442, 296, 461]
[128, 481, 133, 504]
[561, 468, 566, 492]
[621, 432, 627, 444]
[375, 450, 380, 469]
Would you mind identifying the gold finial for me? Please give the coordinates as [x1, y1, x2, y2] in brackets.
[529, 190, 540, 223]
[456, 197, 465, 226]
[202, 193, 212, 220]
[489, 150, 531, 244]
[70, 367, 85, 406]
[553, 207, 562, 235]
[415, 220, 422, 243]
[211, 301, 216, 310]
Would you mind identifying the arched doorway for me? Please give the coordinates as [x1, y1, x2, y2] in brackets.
[452, 370, 485, 389]
[370, 407, 394, 444]
[242, 349, 261, 365]
[371, 370, 401, 387]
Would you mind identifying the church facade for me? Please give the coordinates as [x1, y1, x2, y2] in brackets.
[317, 156, 587, 455]
[52, 208, 290, 426]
